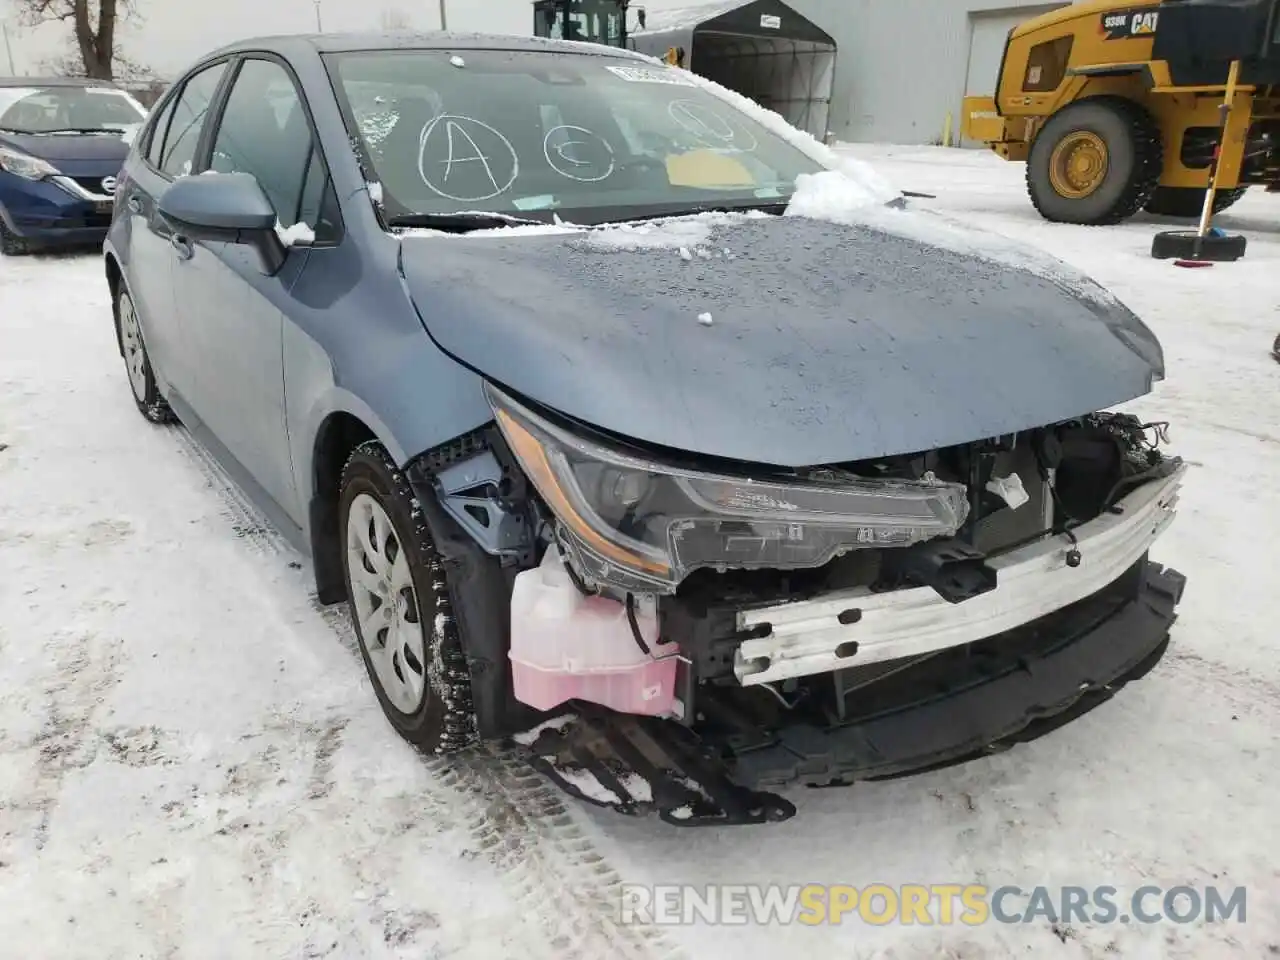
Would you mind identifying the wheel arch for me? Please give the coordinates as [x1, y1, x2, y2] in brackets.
[308, 408, 382, 605]
[104, 253, 125, 354]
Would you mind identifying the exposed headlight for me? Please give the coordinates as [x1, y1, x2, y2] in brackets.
[485, 383, 970, 594]
[0, 144, 60, 181]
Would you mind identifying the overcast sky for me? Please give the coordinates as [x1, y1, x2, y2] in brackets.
[0, 0, 698, 77]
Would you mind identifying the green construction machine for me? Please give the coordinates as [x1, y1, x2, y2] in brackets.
[532, 0, 647, 48]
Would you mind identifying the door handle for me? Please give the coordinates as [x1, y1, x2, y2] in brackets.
[171, 234, 194, 260]
[126, 196, 143, 215]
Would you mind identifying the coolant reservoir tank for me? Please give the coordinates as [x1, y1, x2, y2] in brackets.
[508, 546, 678, 717]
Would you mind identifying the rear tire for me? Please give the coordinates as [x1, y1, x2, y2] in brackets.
[114, 288, 175, 424]
[0, 220, 33, 256]
[1143, 185, 1248, 218]
[1027, 98, 1162, 225]
[338, 441, 477, 754]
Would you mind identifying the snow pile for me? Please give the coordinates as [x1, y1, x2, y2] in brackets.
[511, 712, 576, 746]
[697, 312, 714, 326]
[399, 222, 586, 241]
[275, 222, 316, 247]
[785, 168, 883, 223]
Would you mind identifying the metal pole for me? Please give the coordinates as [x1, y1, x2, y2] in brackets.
[438, 0, 448, 31]
[2, 23, 16, 76]
[1191, 58, 1242, 259]
[313, 0, 323, 31]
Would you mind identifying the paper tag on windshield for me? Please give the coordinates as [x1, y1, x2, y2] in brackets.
[604, 64, 696, 86]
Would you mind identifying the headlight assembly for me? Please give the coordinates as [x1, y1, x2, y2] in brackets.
[0, 144, 60, 181]
[485, 383, 970, 595]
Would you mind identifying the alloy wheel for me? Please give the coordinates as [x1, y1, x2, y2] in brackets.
[345, 492, 429, 714]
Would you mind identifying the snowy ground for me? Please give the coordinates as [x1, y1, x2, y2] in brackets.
[1, 145, 1277, 959]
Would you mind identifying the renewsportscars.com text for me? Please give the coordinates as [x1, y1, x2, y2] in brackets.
[618, 883, 1248, 927]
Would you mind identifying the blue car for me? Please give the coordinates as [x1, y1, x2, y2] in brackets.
[104, 33, 1187, 826]
[0, 76, 148, 255]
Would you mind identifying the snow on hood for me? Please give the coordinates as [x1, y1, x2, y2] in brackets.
[399, 211, 772, 264]
[784, 169, 1122, 309]
[575, 210, 768, 253]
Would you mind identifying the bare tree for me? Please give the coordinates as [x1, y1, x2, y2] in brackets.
[15, 0, 141, 80]
[380, 8, 412, 31]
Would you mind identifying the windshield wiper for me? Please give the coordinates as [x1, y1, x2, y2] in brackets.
[385, 211, 549, 232]
[591, 199, 791, 226]
[26, 127, 124, 136]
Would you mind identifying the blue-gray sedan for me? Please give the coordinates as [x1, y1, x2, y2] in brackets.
[104, 32, 1187, 826]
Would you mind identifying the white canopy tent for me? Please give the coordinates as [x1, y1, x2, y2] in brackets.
[630, 0, 838, 142]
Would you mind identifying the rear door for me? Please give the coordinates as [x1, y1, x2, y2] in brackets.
[120, 60, 230, 397]
[170, 55, 341, 525]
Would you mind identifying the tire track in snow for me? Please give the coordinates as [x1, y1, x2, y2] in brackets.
[171, 426, 285, 557]
[170, 425, 685, 960]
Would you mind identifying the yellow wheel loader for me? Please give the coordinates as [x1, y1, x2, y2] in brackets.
[961, 0, 1280, 224]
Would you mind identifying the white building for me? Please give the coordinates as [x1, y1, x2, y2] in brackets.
[798, 0, 1072, 144]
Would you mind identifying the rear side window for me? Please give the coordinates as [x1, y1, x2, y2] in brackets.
[1023, 36, 1074, 93]
[159, 61, 229, 177]
[208, 57, 341, 240]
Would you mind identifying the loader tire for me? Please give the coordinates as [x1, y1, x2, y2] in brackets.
[1143, 186, 1248, 219]
[1027, 98, 1162, 225]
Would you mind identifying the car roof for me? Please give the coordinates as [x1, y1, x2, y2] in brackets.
[0, 76, 123, 89]
[203, 30, 650, 62]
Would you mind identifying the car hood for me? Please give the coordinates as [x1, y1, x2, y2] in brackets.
[399, 211, 1163, 467]
[0, 129, 133, 164]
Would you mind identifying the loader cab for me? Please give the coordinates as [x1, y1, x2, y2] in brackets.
[532, 0, 647, 48]
[1152, 0, 1280, 85]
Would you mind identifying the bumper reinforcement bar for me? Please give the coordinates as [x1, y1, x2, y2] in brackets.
[516, 560, 1185, 826]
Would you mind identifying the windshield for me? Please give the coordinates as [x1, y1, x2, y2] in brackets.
[0, 85, 147, 135]
[324, 49, 827, 225]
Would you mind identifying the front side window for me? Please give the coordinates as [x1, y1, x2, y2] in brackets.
[145, 95, 179, 167]
[159, 62, 229, 177]
[324, 49, 827, 226]
[0, 84, 146, 136]
[208, 58, 340, 239]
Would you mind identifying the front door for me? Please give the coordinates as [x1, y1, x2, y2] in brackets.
[170, 56, 329, 526]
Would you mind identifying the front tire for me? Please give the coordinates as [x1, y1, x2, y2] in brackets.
[114, 288, 174, 424]
[338, 441, 476, 753]
[0, 220, 32, 256]
[1027, 98, 1162, 225]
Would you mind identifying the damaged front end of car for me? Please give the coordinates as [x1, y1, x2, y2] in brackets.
[406, 383, 1187, 826]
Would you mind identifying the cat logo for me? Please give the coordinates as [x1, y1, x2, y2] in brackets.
[1130, 11, 1159, 34]
[1101, 8, 1160, 40]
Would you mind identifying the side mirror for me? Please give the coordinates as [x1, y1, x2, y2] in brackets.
[157, 172, 289, 275]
